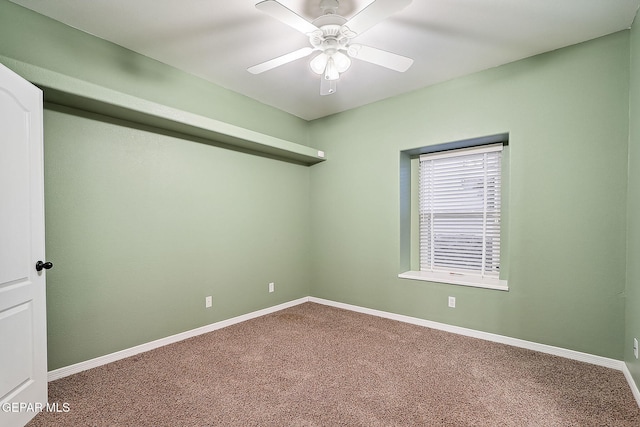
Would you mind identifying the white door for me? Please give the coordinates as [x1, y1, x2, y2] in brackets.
[0, 63, 48, 427]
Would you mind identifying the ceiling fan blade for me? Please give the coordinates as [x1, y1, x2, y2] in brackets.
[256, 0, 318, 34]
[248, 47, 314, 74]
[344, 0, 412, 36]
[348, 44, 413, 72]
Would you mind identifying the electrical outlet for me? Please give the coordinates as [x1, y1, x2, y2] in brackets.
[634, 338, 638, 359]
[205, 296, 212, 308]
[269, 282, 275, 293]
[448, 296, 456, 308]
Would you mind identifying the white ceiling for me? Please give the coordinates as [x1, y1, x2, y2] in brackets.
[9, 0, 640, 120]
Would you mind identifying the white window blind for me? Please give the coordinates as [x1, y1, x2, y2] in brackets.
[419, 144, 502, 278]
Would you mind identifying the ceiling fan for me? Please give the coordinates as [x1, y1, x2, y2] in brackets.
[248, 0, 414, 95]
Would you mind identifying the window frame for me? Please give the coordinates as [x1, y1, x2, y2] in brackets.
[398, 134, 509, 291]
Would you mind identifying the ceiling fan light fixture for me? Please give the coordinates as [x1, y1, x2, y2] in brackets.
[310, 52, 328, 75]
[332, 51, 351, 72]
[310, 51, 351, 80]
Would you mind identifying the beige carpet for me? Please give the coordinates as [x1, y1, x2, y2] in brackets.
[28, 302, 640, 426]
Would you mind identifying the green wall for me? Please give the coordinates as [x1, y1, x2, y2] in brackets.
[43, 107, 311, 369]
[626, 13, 640, 391]
[308, 32, 630, 360]
[1, 0, 637, 370]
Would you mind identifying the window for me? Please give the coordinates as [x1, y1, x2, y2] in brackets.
[399, 139, 508, 291]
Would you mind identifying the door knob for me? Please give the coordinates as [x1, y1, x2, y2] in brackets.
[35, 261, 53, 272]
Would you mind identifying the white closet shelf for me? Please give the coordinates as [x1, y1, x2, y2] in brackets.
[2, 56, 326, 166]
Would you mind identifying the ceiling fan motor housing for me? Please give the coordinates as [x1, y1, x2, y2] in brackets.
[310, 23, 349, 50]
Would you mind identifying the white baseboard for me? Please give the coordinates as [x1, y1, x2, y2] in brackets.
[622, 364, 640, 407]
[309, 297, 640, 408]
[47, 297, 310, 381]
[47, 295, 640, 409]
[308, 297, 623, 370]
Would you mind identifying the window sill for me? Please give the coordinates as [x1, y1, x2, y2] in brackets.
[398, 271, 509, 291]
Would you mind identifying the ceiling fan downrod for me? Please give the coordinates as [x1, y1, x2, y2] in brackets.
[319, 0, 339, 15]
